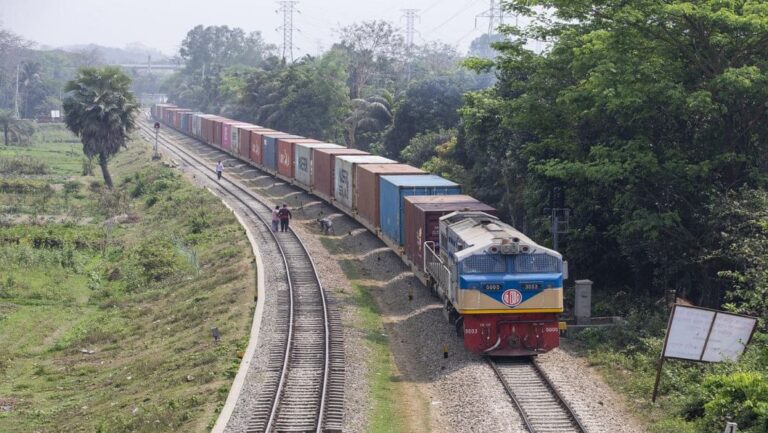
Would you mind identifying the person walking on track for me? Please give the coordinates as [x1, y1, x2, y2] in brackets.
[215, 161, 224, 180]
[271, 205, 280, 232]
[278, 204, 292, 232]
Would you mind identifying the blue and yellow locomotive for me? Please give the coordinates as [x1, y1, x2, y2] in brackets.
[425, 211, 564, 356]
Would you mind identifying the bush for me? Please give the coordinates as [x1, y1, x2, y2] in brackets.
[0, 156, 49, 175]
[135, 239, 179, 282]
[698, 371, 768, 432]
[63, 180, 82, 195]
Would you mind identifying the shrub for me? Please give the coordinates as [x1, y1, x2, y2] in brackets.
[135, 239, 179, 282]
[699, 371, 768, 432]
[63, 180, 81, 195]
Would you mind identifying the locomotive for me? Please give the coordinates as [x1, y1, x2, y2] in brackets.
[151, 103, 566, 356]
[424, 211, 564, 356]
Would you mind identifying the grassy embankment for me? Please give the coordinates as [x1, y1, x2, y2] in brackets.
[569, 294, 767, 433]
[0, 124, 254, 432]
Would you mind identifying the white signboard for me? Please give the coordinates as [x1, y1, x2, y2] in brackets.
[662, 305, 757, 362]
[50, 110, 61, 118]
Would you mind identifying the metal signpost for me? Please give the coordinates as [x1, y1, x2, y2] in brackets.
[652, 304, 758, 402]
[153, 122, 161, 160]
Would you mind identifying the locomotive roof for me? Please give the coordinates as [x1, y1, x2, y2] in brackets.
[441, 211, 560, 261]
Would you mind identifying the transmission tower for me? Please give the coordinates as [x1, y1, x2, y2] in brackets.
[277, 1, 299, 62]
[401, 9, 419, 82]
[475, 0, 506, 35]
[402, 9, 419, 48]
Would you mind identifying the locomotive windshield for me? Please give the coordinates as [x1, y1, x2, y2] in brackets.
[461, 253, 561, 274]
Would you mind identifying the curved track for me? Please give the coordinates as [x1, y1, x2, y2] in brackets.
[138, 121, 345, 433]
[488, 357, 587, 433]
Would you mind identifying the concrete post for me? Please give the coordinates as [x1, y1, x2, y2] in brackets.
[575, 279, 593, 325]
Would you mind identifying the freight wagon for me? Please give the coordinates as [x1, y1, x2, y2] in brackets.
[151, 104, 566, 356]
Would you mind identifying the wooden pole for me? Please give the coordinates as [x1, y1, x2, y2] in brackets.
[652, 356, 665, 403]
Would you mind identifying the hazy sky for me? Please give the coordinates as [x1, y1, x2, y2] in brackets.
[0, 0, 515, 57]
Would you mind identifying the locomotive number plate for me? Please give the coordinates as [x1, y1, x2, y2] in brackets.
[521, 283, 540, 290]
[484, 284, 502, 291]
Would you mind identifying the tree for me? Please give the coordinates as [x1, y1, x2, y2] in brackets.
[336, 21, 405, 98]
[457, 0, 768, 301]
[0, 109, 32, 145]
[20, 62, 42, 118]
[382, 76, 467, 158]
[63, 67, 138, 188]
[179, 25, 275, 72]
[344, 94, 392, 149]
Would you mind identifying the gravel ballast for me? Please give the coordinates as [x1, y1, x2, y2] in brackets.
[160, 128, 647, 433]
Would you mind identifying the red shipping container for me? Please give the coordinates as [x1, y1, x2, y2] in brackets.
[403, 195, 497, 271]
[356, 164, 426, 229]
[312, 147, 368, 199]
[249, 128, 280, 165]
[238, 126, 265, 159]
[213, 119, 223, 146]
[277, 137, 320, 178]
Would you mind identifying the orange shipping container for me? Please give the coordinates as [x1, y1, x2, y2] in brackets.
[311, 147, 368, 199]
[277, 137, 322, 179]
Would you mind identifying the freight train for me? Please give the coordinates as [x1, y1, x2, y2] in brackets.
[152, 104, 566, 356]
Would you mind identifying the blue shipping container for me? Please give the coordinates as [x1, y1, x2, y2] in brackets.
[262, 133, 301, 172]
[379, 175, 461, 245]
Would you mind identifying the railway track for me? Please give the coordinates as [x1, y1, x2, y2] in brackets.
[138, 121, 345, 433]
[488, 357, 587, 433]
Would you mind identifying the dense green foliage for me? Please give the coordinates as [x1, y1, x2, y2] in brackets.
[163, 23, 492, 148]
[63, 67, 139, 188]
[445, 1, 768, 431]
[453, 1, 768, 304]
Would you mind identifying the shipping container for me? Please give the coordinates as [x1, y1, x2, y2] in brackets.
[213, 119, 223, 146]
[294, 142, 344, 189]
[277, 137, 321, 179]
[312, 148, 369, 199]
[403, 195, 497, 270]
[227, 122, 253, 155]
[262, 133, 302, 172]
[221, 121, 234, 151]
[334, 155, 397, 210]
[238, 126, 266, 159]
[356, 164, 426, 229]
[379, 175, 461, 246]
[248, 129, 281, 167]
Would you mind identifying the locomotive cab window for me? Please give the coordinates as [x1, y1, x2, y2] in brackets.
[510, 254, 561, 273]
[461, 254, 506, 273]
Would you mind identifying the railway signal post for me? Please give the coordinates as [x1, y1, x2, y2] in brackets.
[152, 122, 161, 160]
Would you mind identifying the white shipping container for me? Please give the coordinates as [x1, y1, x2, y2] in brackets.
[334, 155, 396, 210]
[294, 142, 343, 188]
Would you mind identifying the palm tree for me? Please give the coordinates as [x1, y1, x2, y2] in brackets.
[20, 62, 42, 119]
[344, 93, 393, 149]
[63, 67, 138, 188]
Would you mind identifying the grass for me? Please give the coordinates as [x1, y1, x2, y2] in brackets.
[323, 240, 408, 433]
[0, 125, 254, 432]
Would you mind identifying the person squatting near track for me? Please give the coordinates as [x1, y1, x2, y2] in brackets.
[271, 205, 280, 232]
[278, 204, 292, 232]
[215, 161, 224, 180]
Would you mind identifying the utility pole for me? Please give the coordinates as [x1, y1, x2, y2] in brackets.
[401, 9, 419, 83]
[14, 63, 20, 119]
[277, 1, 299, 62]
[475, 0, 507, 35]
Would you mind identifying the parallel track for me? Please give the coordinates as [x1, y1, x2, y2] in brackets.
[138, 121, 345, 432]
[488, 357, 587, 433]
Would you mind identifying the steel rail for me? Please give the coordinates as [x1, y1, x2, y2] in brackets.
[487, 356, 588, 433]
[137, 121, 332, 432]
